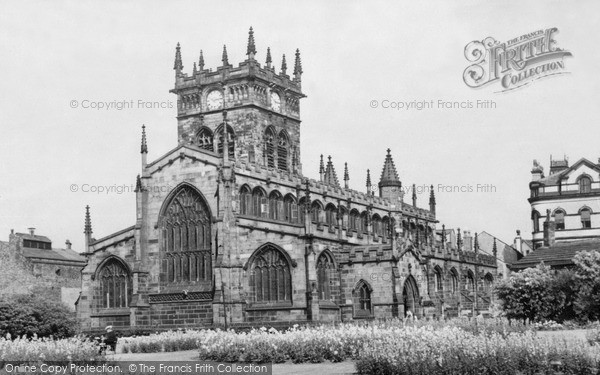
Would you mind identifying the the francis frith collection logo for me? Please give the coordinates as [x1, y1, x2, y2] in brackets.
[463, 28, 573, 92]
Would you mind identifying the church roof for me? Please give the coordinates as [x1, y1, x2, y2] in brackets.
[379, 149, 401, 187]
[15, 232, 51, 243]
[22, 247, 87, 264]
[510, 239, 600, 270]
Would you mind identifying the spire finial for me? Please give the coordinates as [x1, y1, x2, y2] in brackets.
[412, 183, 417, 207]
[474, 232, 479, 253]
[199, 50, 205, 70]
[319, 154, 325, 177]
[266, 47, 272, 67]
[84, 205, 92, 235]
[174, 42, 183, 73]
[281, 54, 287, 76]
[293, 48, 303, 80]
[193, 62, 197, 75]
[429, 184, 436, 215]
[366, 169, 372, 194]
[222, 45, 229, 66]
[247, 27, 256, 58]
[141, 125, 147, 154]
[344, 162, 349, 189]
[492, 237, 498, 257]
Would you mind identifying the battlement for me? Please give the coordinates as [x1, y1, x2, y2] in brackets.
[339, 245, 394, 264]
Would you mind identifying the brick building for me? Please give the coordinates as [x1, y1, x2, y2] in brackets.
[77, 29, 498, 331]
[2, 228, 86, 310]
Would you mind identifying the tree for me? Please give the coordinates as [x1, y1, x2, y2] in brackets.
[573, 250, 600, 321]
[495, 263, 558, 323]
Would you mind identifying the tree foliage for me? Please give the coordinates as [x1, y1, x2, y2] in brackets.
[0, 294, 77, 339]
[497, 251, 600, 323]
[573, 250, 600, 321]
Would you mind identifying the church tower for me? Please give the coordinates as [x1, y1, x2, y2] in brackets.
[169, 28, 305, 175]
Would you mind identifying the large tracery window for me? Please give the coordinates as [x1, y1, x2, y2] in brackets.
[316, 252, 335, 301]
[98, 258, 131, 309]
[161, 185, 212, 284]
[249, 245, 292, 303]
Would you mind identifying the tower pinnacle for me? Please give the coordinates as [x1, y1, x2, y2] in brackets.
[429, 184, 436, 215]
[222, 45, 229, 66]
[281, 54, 287, 76]
[141, 125, 148, 154]
[366, 169, 372, 195]
[266, 47, 272, 68]
[174, 42, 183, 74]
[344, 162, 349, 189]
[293, 48, 303, 81]
[246, 27, 256, 58]
[319, 154, 324, 182]
[199, 50, 205, 70]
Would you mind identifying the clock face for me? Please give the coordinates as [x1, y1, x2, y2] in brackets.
[270, 92, 281, 111]
[206, 90, 223, 110]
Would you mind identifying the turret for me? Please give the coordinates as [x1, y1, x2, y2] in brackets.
[378, 149, 402, 203]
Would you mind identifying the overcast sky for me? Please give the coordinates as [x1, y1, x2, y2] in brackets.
[1, 1, 598, 251]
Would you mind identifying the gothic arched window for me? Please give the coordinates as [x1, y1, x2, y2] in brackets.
[466, 271, 475, 292]
[434, 267, 443, 292]
[239, 186, 252, 216]
[283, 194, 299, 224]
[325, 204, 337, 228]
[484, 274, 494, 293]
[450, 269, 459, 294]
[277, 131, 289, 171]
[249, 245, 292, 303]
[579, 176, 592, 194]
[316, 252, 335, 301]
[311, 201, 322, 224]
[269, 191, 283, 221]
[265, 127, 276, 168]
[98, 258, 131, 309]
[196, 127, 214, 151]
[349, 209, 359, 231]
[216, 124, 235, 159]
[252, 188, 267, 218]
[354, 280, 372, 317]
[372, 215, 381, 237]
[161, 185, 212, 284]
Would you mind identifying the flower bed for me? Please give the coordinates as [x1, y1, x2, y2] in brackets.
[120, 329, 203, 354]
[356, 327, 600, 375]
[0, 334, 104, 363]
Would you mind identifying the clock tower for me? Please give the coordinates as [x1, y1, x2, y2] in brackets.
[170, 28, 305, 175]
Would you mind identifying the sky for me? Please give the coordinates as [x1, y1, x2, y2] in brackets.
[0, 1, 599, 252]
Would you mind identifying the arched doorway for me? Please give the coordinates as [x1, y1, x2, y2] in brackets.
[403, 275, 420, 317]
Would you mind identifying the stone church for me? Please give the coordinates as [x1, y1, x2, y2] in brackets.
[77, 28, 498, 331]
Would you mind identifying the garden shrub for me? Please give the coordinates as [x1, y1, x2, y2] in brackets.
[0, 294, 77, 339]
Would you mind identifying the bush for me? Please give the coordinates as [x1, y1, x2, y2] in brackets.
[0, 294, 77, 339]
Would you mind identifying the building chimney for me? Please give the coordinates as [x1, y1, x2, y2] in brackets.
[463, 230, 473, 251]
[543, 210, 556, 247]
[514, 230, 522, 253]
[28, 227, 35, 236]
[65, 240, 72, 250]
